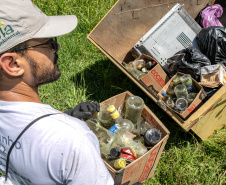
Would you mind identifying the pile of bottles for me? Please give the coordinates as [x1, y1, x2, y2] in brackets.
[122, 58, 157, 80]
[85, 96, 162, 170]
[161, 74, 198, 113]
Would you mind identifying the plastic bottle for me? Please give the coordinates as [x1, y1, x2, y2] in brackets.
[107, 105, 134, 134]
[124, 96, 144, 124]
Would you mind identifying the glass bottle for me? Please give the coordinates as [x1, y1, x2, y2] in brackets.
[172, 76, 181, 86]
[144, 128, 162, 147]
[187, 93, 197, 104]
[166, 82, 175, 96]
[124, 96, 144, 124]
[166, 96, 175, 109]
[175, 98, 188, 111]
[97, 105, 114, 129]
[125, 66, 146, 80]
[85, 118, 114, 147]
[146, 61, 157, 70]
[120, 132, 148, 157]
[180, 74, 193, 93]
[107, 105, 134, 134]
[174, 84, 188, 99]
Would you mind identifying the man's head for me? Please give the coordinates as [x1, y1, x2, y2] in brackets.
[0, 0, 77, 87]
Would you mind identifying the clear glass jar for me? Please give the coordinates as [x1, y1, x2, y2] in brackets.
[125, 96, 144, 124]
[97, 105, 114, 129]
[187, 93, 197, 104]
[180, 74, 193, 92]
[144, 128, 162, 147]
[174, 84, 188, 99]
[175, 98, 188, 111]
[172, 76, 181, 85]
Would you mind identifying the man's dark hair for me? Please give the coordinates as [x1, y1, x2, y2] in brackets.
[0, 41, 28, 57]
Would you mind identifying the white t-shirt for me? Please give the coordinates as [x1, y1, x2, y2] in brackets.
[0, 100, 114, 185]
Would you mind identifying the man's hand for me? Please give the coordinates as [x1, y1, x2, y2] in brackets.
[64, 101, 100, 120]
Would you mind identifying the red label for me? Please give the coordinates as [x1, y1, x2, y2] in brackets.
[121, 154, 136, 160]
[122, 157, 143, 182]
[138, 146, 159, 182]
[150, 69, 165, 88]
[141, 75, 153, 85]
[121, 148, 137, 159]
[187, 104, 196, 113]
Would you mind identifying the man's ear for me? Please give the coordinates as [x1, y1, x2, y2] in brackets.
[0, 53, 25, 77]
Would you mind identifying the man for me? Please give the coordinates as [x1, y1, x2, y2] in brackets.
[0, 0, 114, 184]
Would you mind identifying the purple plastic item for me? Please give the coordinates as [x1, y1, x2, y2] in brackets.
[201, 4, 224, 28]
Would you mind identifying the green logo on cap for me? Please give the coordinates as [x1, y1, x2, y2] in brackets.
[0, 19, 20, 47]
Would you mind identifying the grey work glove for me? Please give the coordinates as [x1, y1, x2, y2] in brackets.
[64, 101, 100, 120]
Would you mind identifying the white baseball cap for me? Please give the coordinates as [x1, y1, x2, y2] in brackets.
[0, 0, 77, 54]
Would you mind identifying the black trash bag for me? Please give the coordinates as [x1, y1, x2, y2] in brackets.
[166, 47, 211, 81]
[194, 3, 211, 28]
[195, 26, 226, 66]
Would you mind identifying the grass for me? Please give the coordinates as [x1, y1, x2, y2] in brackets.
[1, 0, 225, 184]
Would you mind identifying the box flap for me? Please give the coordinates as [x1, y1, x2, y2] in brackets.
[88, 0, 215, 63]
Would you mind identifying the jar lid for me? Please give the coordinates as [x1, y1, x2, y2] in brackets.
[144, 128, 162, 146]
[110, 147, 121, 157]
[107, 105, 116, 112]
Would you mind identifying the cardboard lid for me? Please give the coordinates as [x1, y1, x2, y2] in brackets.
[88, 0, 215, 63]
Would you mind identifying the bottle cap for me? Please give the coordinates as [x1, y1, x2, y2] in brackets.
[110, 147, 121, 157]
[144, 128, 162, 146]
[110, 111, 120, 120]
[107, 105, 116, 112]
[113, 158, 126, 170]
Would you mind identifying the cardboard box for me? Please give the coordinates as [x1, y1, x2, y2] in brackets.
[96, 91, 170, 185]
[158, 73, 207, 119]
[124, 54, 169, 98]
[87, 0, 225, 140]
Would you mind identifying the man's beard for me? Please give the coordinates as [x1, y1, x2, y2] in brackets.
[26, 53, 61, 86]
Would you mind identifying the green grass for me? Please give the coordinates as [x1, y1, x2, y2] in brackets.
[1, 0, 225, 184]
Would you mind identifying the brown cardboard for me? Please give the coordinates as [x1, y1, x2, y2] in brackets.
[87, 0, 226, 140]
[158, 73, 207, 119]
[97, 91, 170, 185]
[124, 54, 169, 98]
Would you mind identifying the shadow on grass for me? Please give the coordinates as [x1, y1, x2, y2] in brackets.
[69, 58, 203, 150]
